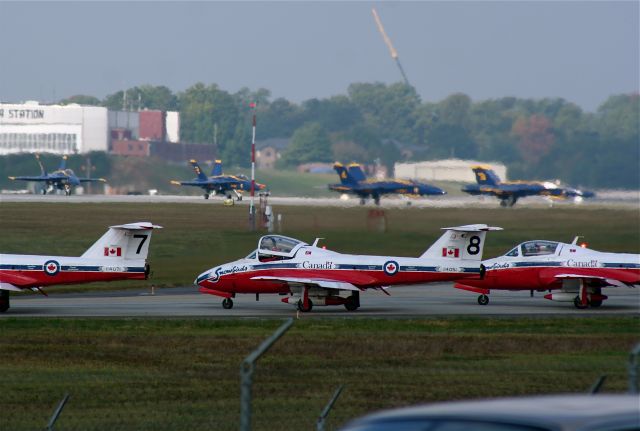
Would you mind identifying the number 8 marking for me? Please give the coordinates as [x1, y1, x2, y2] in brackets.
[467, 235, 481, 255]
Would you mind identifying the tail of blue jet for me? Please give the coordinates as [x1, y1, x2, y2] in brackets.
[329, 161, 445, 205]
[471, 166, 502, 186]
[211, 160, 223, 176]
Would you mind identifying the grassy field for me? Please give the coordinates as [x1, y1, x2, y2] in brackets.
[0, 202, 638, 291]
[1, 317, 638, 431]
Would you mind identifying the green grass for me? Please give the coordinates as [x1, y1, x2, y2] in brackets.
[0, 202, 638, 291]
[1, 317, 638, 431]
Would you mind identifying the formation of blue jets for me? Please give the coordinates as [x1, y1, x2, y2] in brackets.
[7, 155, 595, 207]
[8, 154, 106, 195]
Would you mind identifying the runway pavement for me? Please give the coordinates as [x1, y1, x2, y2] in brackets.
[1, 192, 638, 209]
[3, 283, 639, 318]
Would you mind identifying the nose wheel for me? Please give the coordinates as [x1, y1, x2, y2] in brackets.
[477, 294, 489, 305]
[222, 298, 234, 309]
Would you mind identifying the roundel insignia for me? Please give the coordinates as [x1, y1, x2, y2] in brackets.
[383, 260, 399, 276]
[43, 259, 60, 276]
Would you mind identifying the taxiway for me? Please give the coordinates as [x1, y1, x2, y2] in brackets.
[3, 283, 638, 318]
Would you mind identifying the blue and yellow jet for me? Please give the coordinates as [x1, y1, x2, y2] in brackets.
[171, 159, 266, 200]
[328, 162, 446, 205]
[461, 165, 595, 207]
[8, 154, 107, 195]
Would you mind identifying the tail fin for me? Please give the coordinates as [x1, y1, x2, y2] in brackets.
[35, 154, 47, 176]
[211, 159, 223, 176]
[420, 224, 502, 262]
[347, 163, 367, 182]
[58, 155, 68, 171]
[334, 162, 359, 185]
[189, 159, 208, 181]
[81, 222, 162, 260]
[471, 166, 501, 186]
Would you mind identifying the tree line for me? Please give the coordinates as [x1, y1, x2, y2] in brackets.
[61, 83, 639, 189]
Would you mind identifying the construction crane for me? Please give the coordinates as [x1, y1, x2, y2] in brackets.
[371, 7, 411, 87]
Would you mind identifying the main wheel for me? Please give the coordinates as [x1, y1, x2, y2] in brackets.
[499, 199, 508, 207]
[222, 298, 234, 309]
[573, 296, 588, 309]
[590, 299, 603, 308]
[0, 291, 9, 313]
[204, 193, 209, 199]
[477, 294, 489, 306]
[344, 298, 359, 311]
[359, 198, 366, 205]
[237, 195, 243, 201]
[297, 299, 313, 312]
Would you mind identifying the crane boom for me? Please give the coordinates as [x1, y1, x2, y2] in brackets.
[371, 8, 410, 86]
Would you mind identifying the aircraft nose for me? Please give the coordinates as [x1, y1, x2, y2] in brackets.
[195, 270, 210, 287]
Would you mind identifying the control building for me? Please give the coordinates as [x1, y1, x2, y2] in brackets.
[0, 102, 108, 154]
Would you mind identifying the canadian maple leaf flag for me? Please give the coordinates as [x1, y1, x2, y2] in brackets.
[104, 246, 122, 257]
[441, 246, 460, 258]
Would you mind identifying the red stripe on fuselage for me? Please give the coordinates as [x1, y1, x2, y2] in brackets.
[198, 268, 479, 295]
[0, 269, 145, 289]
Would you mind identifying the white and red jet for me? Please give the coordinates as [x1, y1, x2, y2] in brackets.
[196, 224, 501, 312]
[454, 238, 640, 308]
[0, 222, 162, 312]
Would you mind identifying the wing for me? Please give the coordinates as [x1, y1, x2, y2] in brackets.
[78, 178, 107, 183]
[0, 272, 38, 289]
[554, 273, 631, 288]
[9, 175, 50, 182]
[251, 276, 360, 291]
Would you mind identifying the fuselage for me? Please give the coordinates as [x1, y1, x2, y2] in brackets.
[460, 242, 640, 291]
[0, 253, 148, 289]
[197, 245, 480, 296]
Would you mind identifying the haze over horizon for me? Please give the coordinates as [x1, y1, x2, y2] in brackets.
[0, 1, 637, 112]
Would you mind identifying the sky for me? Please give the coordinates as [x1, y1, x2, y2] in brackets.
[0, 1, 638, 112]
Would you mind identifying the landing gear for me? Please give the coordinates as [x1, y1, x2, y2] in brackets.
[297, 298, 313, 312]
[0, 290, 9, 312]
[590, 300, 603, 308]
[373, 194, 381, 206]
[344, 292, 360, 311]
[478, 294, 489, 306]
[573, 296, 588, 309]
[359, 198, 366, 205]
[203, 193, 210, 199]
[222, 298, 233, 309]
[64, 184, 71, 196]
[500, 196, 517, 207]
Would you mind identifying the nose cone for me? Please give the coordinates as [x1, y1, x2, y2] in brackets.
[424, 185, 446, 195]
[195, 269, 211, 287]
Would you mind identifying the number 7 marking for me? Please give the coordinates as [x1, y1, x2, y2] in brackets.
[133, 234, 148, 254]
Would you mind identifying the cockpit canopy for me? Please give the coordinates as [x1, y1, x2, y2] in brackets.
[505, 240, 560, 257]
[244, 235, 307, 262]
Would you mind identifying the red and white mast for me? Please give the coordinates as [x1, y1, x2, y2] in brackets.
[249, 102, 257, 224]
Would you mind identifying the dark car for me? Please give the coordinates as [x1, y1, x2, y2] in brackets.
[339, 394, 640, 431]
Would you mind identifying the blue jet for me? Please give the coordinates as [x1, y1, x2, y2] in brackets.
[171, 159, 266, 200]
[461, 165, 595, 207]
[8, 154, 107, 195]
[328, 162, 446, 205]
